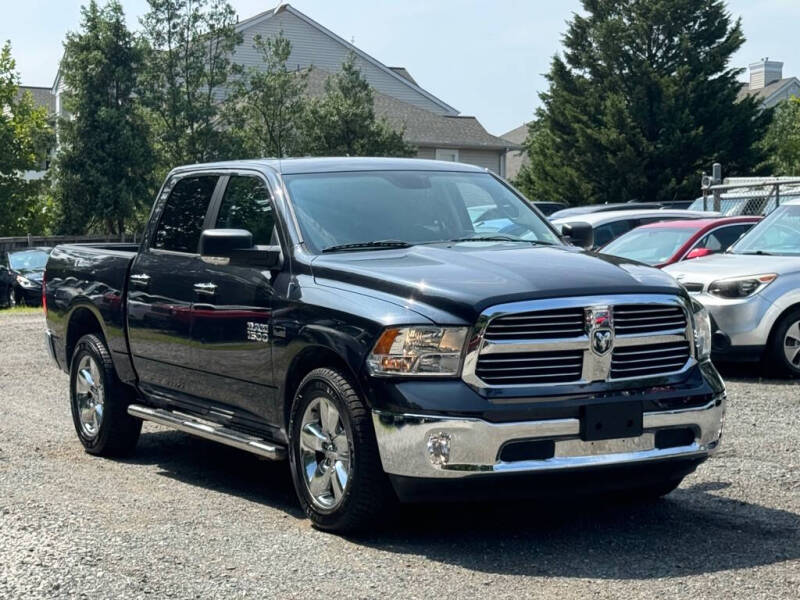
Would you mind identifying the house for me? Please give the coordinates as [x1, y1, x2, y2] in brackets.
[499, 122, 530, 181]
[45, 3, 515, 176]
[16, 86, 55, 180]
[738, 59, 800, 108]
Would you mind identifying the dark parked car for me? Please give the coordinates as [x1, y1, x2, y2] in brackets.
[530, 201, 568, 216]
[600, 217, 760, 268]
[1, 247, 51, 307]
[44, 158, 724, 533]
[549, 202, 659, 220]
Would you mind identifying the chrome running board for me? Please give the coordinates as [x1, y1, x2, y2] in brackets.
[127, 404, 286, 460]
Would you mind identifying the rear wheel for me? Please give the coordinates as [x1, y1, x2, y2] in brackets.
[288, 368, 394, 533]
[769, 308, 800, 377]
[69, 334, 141, 456]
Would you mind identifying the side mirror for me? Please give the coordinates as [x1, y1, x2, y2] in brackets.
[685, 247, 714, 260]
[561, 222, 594, 249]
[199, 229, 282, 268]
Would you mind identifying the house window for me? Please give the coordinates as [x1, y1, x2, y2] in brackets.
[435, 148, 459, 162]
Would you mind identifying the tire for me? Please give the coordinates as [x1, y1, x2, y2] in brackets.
[288, 367, 394, 533]
[7, 286, 16, 308]
[768, 308, 800, 377]
[69, 334, 141, 456]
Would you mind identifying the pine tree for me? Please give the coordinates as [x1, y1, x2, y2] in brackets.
[764, 97, 800, 175]
[138, 0, 242, 166]
[299, 54, 415, 157]
[0, 42, 53, 236]
[55, 0, 154, 235]
[524, 0, 771, 205]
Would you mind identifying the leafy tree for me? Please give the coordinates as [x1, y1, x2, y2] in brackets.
[138, 0, 242, 167]
[299, 54, 415, 157]
[54, 0, 155, 235]
[0, 42, 53, 236]
[225, 32, 309, 158]
[525, 0, 771, 205]
[764, 97, 800, 175]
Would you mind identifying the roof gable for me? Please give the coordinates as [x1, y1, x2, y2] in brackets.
[235, 3, 458, 115]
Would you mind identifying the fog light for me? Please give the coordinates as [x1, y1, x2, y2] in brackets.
[427, 432, 452, 466]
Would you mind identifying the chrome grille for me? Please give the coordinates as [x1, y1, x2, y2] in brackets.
[610, 342, 691, 379]
[465, 295, 695, 389]
[475, 351, 583, 385]
[483, 308, 584, 340]
[614, 305, 687, 335]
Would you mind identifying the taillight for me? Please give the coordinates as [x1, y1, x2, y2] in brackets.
[42, 271, 47, 315]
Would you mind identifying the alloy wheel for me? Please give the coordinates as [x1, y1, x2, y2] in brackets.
[298, 396, 352, 510]
[74, 355, 105, 439]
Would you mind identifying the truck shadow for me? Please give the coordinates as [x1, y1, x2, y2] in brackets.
[125, 430, 799, 580]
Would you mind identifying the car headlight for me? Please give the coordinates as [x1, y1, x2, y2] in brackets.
[708, 274, 776, 299]
[15, 275, 36, 288]
[367, 326, 469, 376]
[691, 299, 712, 361]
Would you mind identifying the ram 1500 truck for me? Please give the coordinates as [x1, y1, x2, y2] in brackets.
[44, 158, 725, 532]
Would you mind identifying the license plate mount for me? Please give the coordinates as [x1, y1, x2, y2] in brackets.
[581, 401, 643, 442]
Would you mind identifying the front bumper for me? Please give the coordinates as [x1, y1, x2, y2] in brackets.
[372, 395, 724, 479]
[694, 292, 773, 357]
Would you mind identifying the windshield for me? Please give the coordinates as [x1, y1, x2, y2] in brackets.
[601, 227, 694, 265]
[688, 196, 780, 216]
[8, 250, 49, 271]
[283, 171, 562, 253]
[731, 205, 800, 256]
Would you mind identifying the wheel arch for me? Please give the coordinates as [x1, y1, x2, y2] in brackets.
[65, 304, 108, 368]
[766, 302, 800, 350]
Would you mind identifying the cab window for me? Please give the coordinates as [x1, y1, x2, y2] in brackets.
[153, 175, 219, 253]
[215, 176, 275, 245]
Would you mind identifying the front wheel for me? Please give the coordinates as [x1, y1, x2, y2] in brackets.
[769, 308, 800, 377]
[69, 334, 141, 456]
[288, 368, 394, 533]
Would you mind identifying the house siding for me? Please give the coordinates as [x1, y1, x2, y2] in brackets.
[416, 146, 503, 175]
[234, 10, 455, 115]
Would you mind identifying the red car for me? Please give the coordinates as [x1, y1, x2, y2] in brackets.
[600, 216, 761, 268]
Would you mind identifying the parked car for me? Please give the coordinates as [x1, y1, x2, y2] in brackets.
[44, 158, 724, 533]
[0, 247, 51, 307]
[549, 202, 659, 220]
[659, 200, 695, 210]
[600, 217, 760, 268]
[530, 201, 568, 216]
[552, 209, 717, 250]
[664, 199, 800, 374]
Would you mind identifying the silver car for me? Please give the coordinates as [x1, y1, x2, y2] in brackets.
[664, 198, 800, 374]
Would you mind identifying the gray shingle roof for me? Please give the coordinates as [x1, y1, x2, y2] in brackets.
[500, 122, 529, 145]
[387, 67, 417, 86]
[737, 78, 798, 103]
[17, 86, 55, 114]
[305, 68, 516, 150]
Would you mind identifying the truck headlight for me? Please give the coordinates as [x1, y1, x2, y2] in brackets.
[367, 326, 468, 376]
[15, 275, 36, 288]
[708, 274, 776, 299]
[691, 300, 712, 360]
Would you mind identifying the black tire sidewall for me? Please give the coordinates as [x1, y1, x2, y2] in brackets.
[288, 370, 360, 526]
[771, 309, 800, 376]
[69, 337, 111, 451]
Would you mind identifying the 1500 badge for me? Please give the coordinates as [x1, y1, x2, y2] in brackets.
[246, 322, 269, 342]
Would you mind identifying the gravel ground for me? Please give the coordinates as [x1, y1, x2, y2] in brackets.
[1, 311, 798, 599]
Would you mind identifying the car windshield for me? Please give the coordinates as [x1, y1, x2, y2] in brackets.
[730, 205, 800, 256]
[8, 250, 49, 271]
[687, 196, 780, 216]
[601, 227, 694, 265]
[283, 170, 562, 253]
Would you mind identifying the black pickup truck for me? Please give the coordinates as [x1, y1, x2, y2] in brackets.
[44, 158, 725, 532]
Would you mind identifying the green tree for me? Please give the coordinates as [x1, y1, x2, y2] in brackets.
[0, 42, 53, 236]
[225, 32, 309, 158]
[138, 0, 242, 167]
[764, 97, 800, 175]
[54, 0, 155, 235]
[525, 0, 771, 205]
[299, 54, 415, 157]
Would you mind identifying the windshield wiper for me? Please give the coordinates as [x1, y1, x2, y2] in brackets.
[321, 240, 413, 253]
[445, 235, 556, 245]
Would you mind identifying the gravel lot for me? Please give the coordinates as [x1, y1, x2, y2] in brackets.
[1, 311, 798, 599]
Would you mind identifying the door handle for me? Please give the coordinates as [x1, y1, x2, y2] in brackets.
[193, 282, 218, 296]
[130, 273, 151, 288]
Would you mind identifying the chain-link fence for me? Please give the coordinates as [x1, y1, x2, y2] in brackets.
[694, 176, 800, 216]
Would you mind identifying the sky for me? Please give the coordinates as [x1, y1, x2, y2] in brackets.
[2, 0, 798, 136]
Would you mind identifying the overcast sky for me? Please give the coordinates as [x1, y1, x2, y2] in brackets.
[2, 0, 798, 135]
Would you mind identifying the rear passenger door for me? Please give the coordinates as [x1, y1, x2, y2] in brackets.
[187, 174, 281, 428]
[127, 174, 221, 397]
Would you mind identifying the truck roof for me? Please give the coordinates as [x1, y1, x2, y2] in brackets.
[171, 157, 488, 176]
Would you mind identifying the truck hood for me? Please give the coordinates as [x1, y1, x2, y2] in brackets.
[310, 242, 683, 322]
[664, 253, 800, 286]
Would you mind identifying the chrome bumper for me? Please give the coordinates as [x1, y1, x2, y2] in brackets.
[372, 398, 725, 479]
